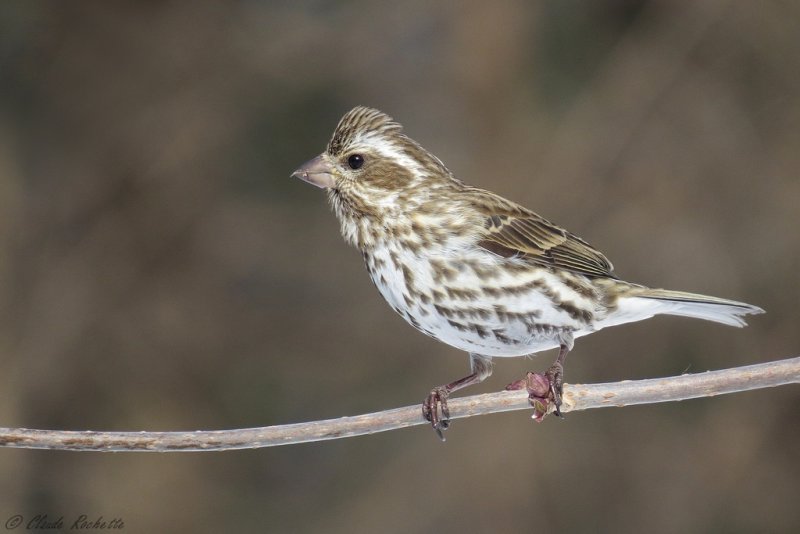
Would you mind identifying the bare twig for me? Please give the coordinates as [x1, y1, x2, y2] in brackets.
[1, 357, 797, 452]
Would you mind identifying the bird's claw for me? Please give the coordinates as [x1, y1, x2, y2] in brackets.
[422, 386, 450, 441]
[545, 361, 565, 418]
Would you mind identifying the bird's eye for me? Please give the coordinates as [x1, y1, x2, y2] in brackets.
[347, 154, 365, 170]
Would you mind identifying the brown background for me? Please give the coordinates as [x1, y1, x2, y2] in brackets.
[1, 1, 798, 532]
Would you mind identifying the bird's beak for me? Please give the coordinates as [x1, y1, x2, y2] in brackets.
[291, 154, 336, 189]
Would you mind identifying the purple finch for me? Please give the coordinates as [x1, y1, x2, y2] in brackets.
[292, 106, 763, 439]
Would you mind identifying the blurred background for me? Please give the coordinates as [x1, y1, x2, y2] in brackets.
[0, 1, 798, 532]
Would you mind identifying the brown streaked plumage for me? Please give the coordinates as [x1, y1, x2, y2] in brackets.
[292, 106, 764, 439]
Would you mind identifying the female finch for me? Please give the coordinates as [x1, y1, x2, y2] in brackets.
[292, 106, 763, 439]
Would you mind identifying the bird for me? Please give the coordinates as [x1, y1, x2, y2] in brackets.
[291, 106, 764, 439]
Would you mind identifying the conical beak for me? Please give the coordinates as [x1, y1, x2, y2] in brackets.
[291, 154, 336, 189]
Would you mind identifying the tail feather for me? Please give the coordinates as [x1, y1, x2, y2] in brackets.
[631, 288, 764, 328]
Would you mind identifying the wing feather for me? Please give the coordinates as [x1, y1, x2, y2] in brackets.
[466, 188, 615, 278]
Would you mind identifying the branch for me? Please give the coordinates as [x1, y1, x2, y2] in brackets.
[1, 357, 797, 452]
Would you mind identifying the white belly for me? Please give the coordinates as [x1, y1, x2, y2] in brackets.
[364, 243, 594, 357]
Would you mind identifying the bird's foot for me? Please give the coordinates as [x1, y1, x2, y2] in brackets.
[505, 365, 564, 422]
[422, 386, 450, 441]
[545, 361, 565, 418]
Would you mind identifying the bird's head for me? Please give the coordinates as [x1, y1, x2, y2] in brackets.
[291, 107, 457, 220]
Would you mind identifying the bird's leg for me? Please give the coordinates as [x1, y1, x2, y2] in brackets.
[423, 354, 492, 441]
[546, 343, 570, 417]
[505, 343, 570, 421]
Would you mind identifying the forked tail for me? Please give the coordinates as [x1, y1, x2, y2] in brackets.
[631, 288, 764, 327]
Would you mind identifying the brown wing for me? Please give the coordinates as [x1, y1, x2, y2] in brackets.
[467, 188, 616, 278]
